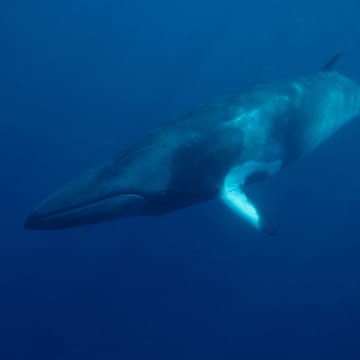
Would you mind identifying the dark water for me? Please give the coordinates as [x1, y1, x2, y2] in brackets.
[2, 1, 360, 359]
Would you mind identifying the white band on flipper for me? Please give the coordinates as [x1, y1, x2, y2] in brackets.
[221, 160, 281, 234]
[221, 184, 261, 229]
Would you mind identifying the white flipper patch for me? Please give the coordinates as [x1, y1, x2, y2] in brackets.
[222, 184, 261, 230]
[221, 161, 281, 234]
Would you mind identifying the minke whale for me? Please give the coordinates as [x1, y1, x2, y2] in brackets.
[25, 53, 360, 234]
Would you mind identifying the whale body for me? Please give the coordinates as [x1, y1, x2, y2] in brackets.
[25, 54, 360, 234]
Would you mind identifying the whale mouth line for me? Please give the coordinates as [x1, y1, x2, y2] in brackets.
[27, 192, 146, 222]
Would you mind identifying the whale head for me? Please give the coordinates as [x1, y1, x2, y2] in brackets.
[24, 128, 220, 230]
[25, 135, 186, 229]
[25, 163, 158, 230]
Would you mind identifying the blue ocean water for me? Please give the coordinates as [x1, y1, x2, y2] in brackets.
[1, 0, 360, 359]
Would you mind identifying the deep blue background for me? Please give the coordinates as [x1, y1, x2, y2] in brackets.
[1, 1, 360, 359]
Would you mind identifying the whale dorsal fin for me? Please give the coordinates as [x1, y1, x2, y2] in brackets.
[322, 52, 344, 72]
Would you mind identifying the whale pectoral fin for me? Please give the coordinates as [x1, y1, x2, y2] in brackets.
[221, 184, 277, 235]
[221, 161, 281, 235]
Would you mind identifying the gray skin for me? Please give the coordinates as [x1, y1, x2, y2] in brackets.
[25, 54, 360, 232]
